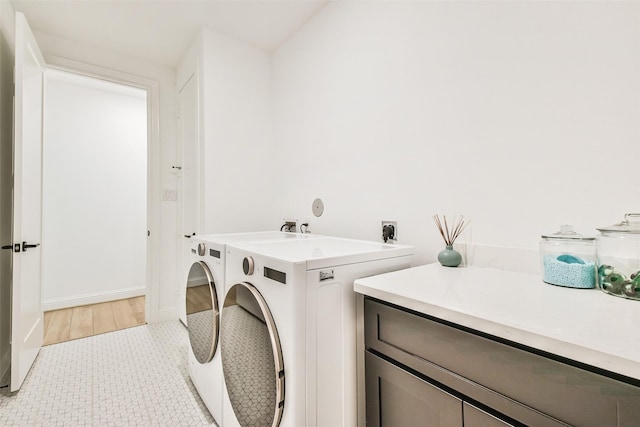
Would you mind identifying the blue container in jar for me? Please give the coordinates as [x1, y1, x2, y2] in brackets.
[540, 225, 596, 289]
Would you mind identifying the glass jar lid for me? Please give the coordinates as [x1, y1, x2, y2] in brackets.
[541, 224, 595, 241]
[597, 213, 640, 234]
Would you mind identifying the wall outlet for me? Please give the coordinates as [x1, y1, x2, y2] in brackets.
[299, 217, 311, 234]
[282, 219, 297, 232]
[282, 218, 312, 233]
[382, 221, 397, 243]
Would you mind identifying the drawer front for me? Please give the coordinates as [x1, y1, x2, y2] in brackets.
[464, 402, 514, 427]
[365, 351, 462, 427]
[365, 298, 640, 427]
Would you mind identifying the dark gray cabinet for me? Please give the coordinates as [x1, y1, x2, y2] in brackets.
[364, 297, 640, 427]
[366, 351, 462, 427]
[464, 403, 513, 427]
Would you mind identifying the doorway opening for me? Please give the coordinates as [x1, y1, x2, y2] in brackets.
[41, 68, 149, 342]
[42, 296, 145, 345]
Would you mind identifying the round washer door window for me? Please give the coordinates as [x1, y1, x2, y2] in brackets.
[221, 282, 284, 427]
[185, 261, 219, 364]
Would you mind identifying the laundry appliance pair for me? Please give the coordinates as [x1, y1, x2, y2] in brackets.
[185, 232, 414, 427]
[184, 231, 319, 424]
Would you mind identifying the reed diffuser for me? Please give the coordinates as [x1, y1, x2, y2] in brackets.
[432, 214, 469, 267]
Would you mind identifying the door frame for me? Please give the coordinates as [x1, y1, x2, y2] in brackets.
[42, 55, 161, 322]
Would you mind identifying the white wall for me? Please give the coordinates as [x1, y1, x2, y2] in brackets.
[16, 1, 640, 325]
[32, 31, 179, 319]
[198, 28, 276, 233]
[273, 1, 640, 271]
[0, 0, 15, 382]
[42, 70, 147, 309]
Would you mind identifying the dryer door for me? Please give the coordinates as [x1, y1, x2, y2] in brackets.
[221, 283, 285, 427]
[185, 261, 219, 364]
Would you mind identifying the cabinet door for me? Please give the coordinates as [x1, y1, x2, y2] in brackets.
[365, 351, 462, 427]
[464, 403, 513, 427]
[365, 298, 636, 427]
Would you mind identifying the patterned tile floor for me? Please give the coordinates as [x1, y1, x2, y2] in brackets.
[0, 320, 217, 426]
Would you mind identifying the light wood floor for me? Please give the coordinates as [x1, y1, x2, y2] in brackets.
[186, 284, 213, 315]
[43, 296, 145, 346]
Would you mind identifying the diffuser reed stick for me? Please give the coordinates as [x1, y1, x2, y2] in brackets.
[432, 214, 469, 246]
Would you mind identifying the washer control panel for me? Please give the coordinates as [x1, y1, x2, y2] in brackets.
[264, 266, 287, 284]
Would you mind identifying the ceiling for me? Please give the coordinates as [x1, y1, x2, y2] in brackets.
[11, 0, 329, 68]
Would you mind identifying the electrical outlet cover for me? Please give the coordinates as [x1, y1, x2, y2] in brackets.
[381, 221, 397, 242]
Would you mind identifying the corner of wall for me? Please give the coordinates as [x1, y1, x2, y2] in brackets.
[198, 26, 276, 234]
[177, 30, 202, 91]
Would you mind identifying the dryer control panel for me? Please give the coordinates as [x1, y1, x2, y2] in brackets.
[264, 267, 287, 285]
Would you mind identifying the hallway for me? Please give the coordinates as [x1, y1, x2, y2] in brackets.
[43, 297, 145, 346]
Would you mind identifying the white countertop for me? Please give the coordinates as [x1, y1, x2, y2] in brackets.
[354, 263, 640, 381]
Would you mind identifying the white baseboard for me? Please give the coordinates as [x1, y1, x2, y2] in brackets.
[43, 287, 146, 311]
[154, 307, 177, 323]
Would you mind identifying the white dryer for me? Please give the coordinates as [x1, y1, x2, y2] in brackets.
[184, 231, 321, 425]
[220, 237, 414, 427]
[181, 231, 318, 324]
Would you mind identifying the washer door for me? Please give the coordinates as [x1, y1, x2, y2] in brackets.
[221, 283, 284, 427]
[185, 261, 219, 364]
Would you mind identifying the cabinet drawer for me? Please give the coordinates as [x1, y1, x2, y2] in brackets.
[464, 402, 514, 427]
[365, 351, 462, 427]
[365, 298, 640, 427]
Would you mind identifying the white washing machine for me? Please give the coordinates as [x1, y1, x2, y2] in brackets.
[220, 237, 414, 427]
[181, 231, 321, 325]
[184, 231, 321, 425]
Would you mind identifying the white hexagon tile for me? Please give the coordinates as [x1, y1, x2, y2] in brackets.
[0, 321, 216, 426]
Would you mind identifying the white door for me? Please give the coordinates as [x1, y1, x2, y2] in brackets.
[177, 73, 198, 325]
[10, 12, 45, 392]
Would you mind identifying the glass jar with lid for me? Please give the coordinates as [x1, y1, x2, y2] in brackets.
[596, 213, 640, 300]
[540, 225, 596, 288]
